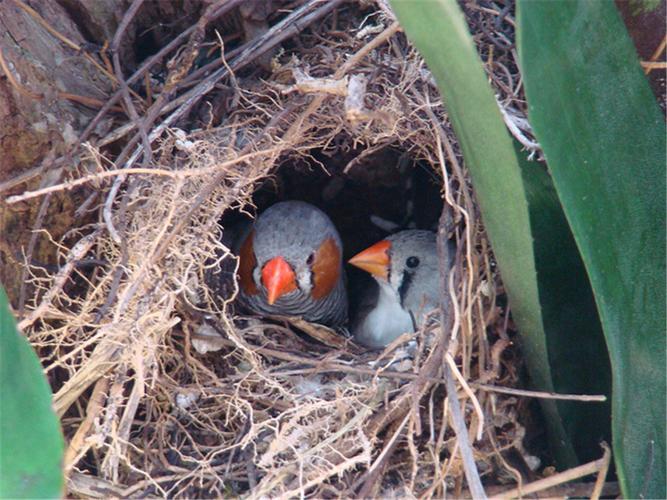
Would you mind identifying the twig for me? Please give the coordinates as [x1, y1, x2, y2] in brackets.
[644, 35, 667, 74]
[18, 229, 102, 330]
[641, 60, 667, 72]
[355, 412, 411, 497]
[445, 352, 484, 441]
[110, 0, 151, 167]
[76, 0, 245, 147]
[63, 376, 110, 474]
[422, 91, 476, 352]
[214, 33, 240, 111]
[101, 0, 235, 242]
[497, 98, 541, 154]
[281, 67, 348, 96]
[467, 481, 619, 498]
[54, 338, 122, 417]
[12, 0, 80, 51]
[105, 0, 149, 244]
[56, 92, 124, 113]
[6, 169, 178, 203]
[53, 107, 289, 417]
[0, 164, 43, 194]
[281, 19, 399, 148]
[337, 21, 401, 77]
[469, 383, 605, 402]
[0, 58, 126, 111]
[444, 361, 486, 497]
[17, 186, 57, 318]
[436, 122, 486, 499]
[87, 0, 342, 157]
[489, 448, 611, 500]
[149, 0, 346, 147]
[590, 442, 611, 500]
[99, 0, 344, 242]
[5, 149, 280, 204]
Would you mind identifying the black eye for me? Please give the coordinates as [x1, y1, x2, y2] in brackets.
[406, 256, 420, 268]
[306, 253, 315, 266]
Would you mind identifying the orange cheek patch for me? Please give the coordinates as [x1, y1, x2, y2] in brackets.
[311, 237, 341, 300]
[238, 230, 259, 295]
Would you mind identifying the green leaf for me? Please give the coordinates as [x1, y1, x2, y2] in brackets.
[0, 287, 64, 498]
[516, 144, 611, 464]
[389, 0, 611, 468]
[518, 2, 666, 498]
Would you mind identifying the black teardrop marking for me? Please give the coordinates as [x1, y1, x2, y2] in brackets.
[398, 270, 414, 309]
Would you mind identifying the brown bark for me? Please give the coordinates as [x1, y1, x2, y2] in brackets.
[0, 0, 115, 307]
[0, 0, 207, 307]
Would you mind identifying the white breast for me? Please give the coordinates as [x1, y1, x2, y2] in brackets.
[354, 281, 413, 349]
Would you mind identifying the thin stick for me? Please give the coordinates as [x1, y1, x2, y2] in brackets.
[355, 412, 411, 497]
[641, 60, 667, 72]
[467, 481, 619, 498]
[336, 21, 401, 77]
[281, 19, 399, 147]
[111, 0, 151, 167]
[590, 442, 612, 500]
[18, 229, 101, 330]
[443, 356, 486, 499]
[445, 352, 485, 441]
[97, 0, 345, 243]
[17, 192, 55, 318]
[63, 377, 110, 474]
[489, 452, 609, 499]
[649, 35, 667, 61]
[435, 109, 485, 497]
[644, 35, 667, 74]
[5, 149, 280, 204]
[470, 383, 606, 402]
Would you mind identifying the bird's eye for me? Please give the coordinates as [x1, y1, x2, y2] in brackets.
[406, 256, 420, 268]
[306, 253, 315, 266]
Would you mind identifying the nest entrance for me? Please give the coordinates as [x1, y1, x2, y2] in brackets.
[214, 143, 446, 353]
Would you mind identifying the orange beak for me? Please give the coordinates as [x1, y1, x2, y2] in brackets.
[261, 256, 297, 305]
[348, 239, 391, 281]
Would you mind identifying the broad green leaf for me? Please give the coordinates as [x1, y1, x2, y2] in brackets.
[518, 2, 666, 498]
[515, 143, 612, 464]
[389, 0, 611, 468]
[0, 287, 64, 498]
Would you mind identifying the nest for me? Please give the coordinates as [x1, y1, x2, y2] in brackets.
[9, 1, 545, 497]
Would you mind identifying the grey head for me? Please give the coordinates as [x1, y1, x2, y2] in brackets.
[384, 230, 442, 327]
[237, 200, 348, 326]
[349, 229, 452, 336]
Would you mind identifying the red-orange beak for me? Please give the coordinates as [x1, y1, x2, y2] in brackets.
[348, 240, 391, 281]
[261, 256, 297, 305]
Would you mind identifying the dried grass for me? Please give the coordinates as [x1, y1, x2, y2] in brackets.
[10, 1, 543, 497]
